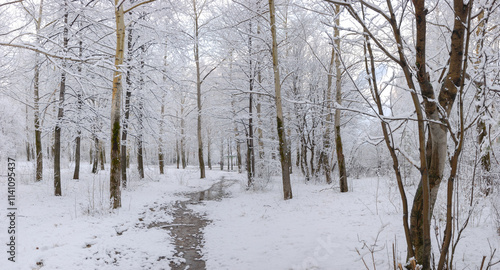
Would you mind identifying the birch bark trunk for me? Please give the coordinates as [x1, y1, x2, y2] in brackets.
[110, 0, 125, 208]
[269, 0, 292, 200]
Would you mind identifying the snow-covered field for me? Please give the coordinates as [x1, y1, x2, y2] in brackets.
[1, 161, 498, 269]
[199, 175, 500, 270]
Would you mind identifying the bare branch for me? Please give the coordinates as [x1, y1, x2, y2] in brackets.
[0, 0, 23, 8]
[124, 0, 156, 14]
[0, 42, 100, 62]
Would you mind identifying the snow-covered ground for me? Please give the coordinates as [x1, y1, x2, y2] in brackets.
[199, 175, 500, 269]
[1, 162, 498, 269]
[0, 162, 226, 270]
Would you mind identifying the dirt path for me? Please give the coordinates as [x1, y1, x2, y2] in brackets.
[164, 199, 208, 270]
[152, 177, 237, 270]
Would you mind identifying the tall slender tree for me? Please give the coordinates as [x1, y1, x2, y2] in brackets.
[326, 1, 472, 267]
[53, 0, 69, 196]
[192, 0, 206, 179]
[121, 26, 134, 188]
[269, 0, 292, 200]
[110, 0, 155, 209]
[32, 0, 44, 182]
[73, 40, 83, 180]
[110, 0, 125, 208]
[333, 5, 347, 192]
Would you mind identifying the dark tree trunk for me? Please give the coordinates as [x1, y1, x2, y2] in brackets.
[180, 105, 187, 169]
[92, 136, 99, 174]
[34, 0, 43, 182]
[99, 142, 105, 171]
[176, 137, 180, 169]
[26, 143, 31, 161]
[247, 20, 255, 186]
[121, 27, 133, 188]
[193, 0, 205, 179]
[137, 46, 145, 180]
[336, 125, 348, 192]
[236, 140, 242, 173]
[220, 138, 224, 170]
[34, 96, 42, 180]
[296, 142, 300, 168]
[207, 128, 212, 170]
[73, 40, 83, 180]
[137, 135, 144, 179]
[54, 4, 68, 196]
[227, 139, 231, 171]
[73, 135, 81, 180]
[159, 150, 164, 174]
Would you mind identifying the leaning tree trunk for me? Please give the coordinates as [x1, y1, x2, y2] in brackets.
[269, 0, 292, 200]
[364, 30, 414, 259]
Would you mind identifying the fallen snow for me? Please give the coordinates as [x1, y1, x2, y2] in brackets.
[0, 162, 498, 270]
[198, 175, 500, 270]
[0, 162, 223, 270]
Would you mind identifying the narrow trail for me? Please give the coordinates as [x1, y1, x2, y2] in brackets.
[165, 199, 208, 270]
[150, 177, 237, 270]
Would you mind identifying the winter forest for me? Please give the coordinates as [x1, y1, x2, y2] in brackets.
[0, 0, 499, 269]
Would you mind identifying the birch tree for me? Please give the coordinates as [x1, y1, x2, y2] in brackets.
[325, 0, 472, 267]
[269, 0, 292, 200]
[110, 0, 155, 209]
[23, 0, 45, 182]
[72, 39, 83, 180]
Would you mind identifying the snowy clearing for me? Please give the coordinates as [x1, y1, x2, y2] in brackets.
[1, 162, 499, 270]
